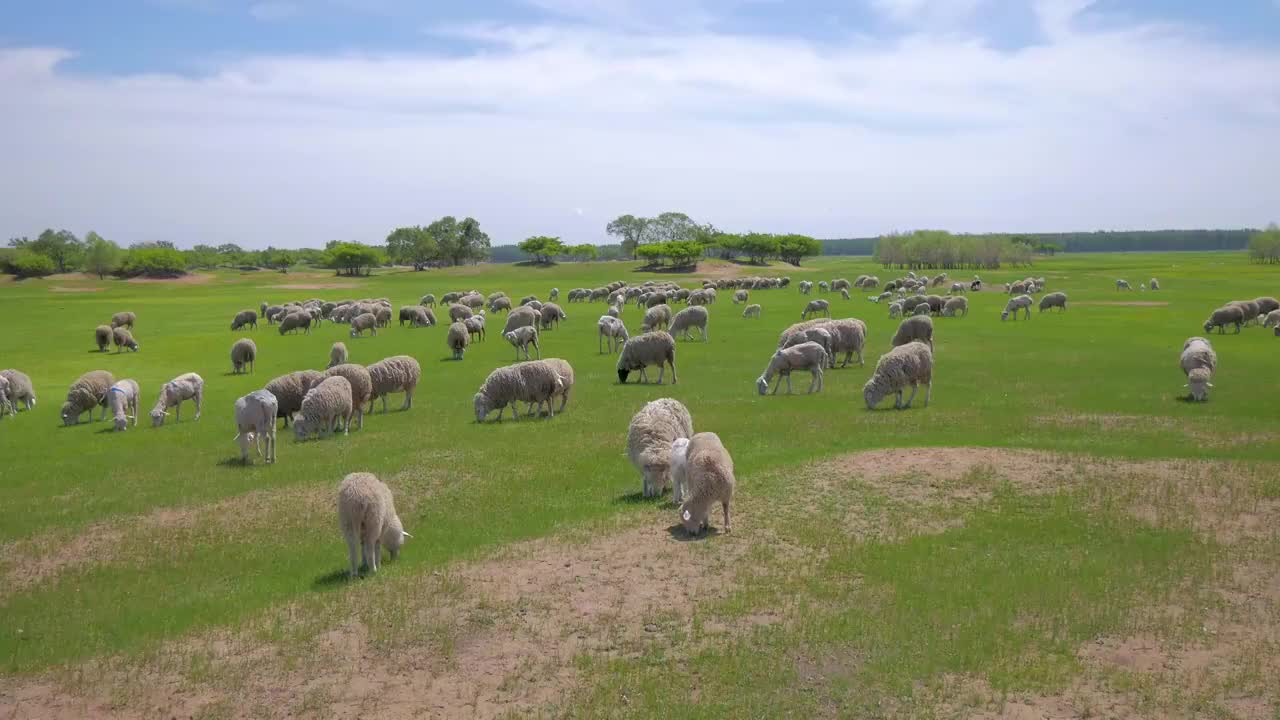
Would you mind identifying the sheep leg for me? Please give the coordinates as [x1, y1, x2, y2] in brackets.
[639, 367, 650, 384]
[722, 501, 732, 533]
[534, 340, 541, 359]
[402, 388, 413, 411]
[194, 392, 202, 421]
[381, 395, 388, 414]
[924, 381, 932, 407]
[771, 375, 781, 395]
[785, 374, 794, 394]
[903, 383, 919, 409]
[345, 531, 361, 578]
[669, 360, 677, 385]
[894, 389, 904, 409]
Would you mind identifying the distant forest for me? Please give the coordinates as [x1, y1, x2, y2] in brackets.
[821, 229, 1257, 256]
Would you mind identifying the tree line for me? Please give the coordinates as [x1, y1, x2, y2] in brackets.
[828, 228, 1261, 257]
[1249, 224, 1280, 264]
[600, 212, 821, 267]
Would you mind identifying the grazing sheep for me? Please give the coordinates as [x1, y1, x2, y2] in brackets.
[1229, 300, 1262, 326]
[891, 315, 934, 349]
[107, 379, 140, 431]
[1038, 292, 1067, 313]
[549, 288, 560, 301]
[515, 360, 569, 418]
[350, 312, 378, 338]
[627, 398, 694, 498]
[1262, 309, 1280, 329]
[110, 311, 136, 329]
[0, 369, 35, 412]
[670, 306, 709, 342]
[678, 432, 735, 536]
[617, 331, 678, 385]
[641, 304, 672, 332]
[0, 375, 10, 419]
[487, 296, 512, 314]
[1203, 305, 1245, 334]
[327, 342, 349, 369]
[1179, 336, 1217, 402]
[94, 325, 112, 352]
[398, 306, 419, 326]
[538, 358, 575, 414]
[322, 364, 372, 430]
[840, 288, 851, 300]
[448, 303, 473, 323]
[598, 315, 629, 353]
[265, 369, 323, 427]
[265, 305, 286, 324]
[260, 301, 269, 318]
[742, 303, 761, 319]
[112, 327, 139, 353]
[646, 293, 669, 309]
[1146, 278, 1159, 291]
[799, 280, 813, 295]
[231, 310, 258, 331]
[888, 302, 903, 319]
[447, 321, 470, 359]
[473, 362, 564, 422]
[230, 338, 257, 374]
[61, 370, 114, 425]
[1115, 279, 1131, 291]
[234, 389, 278, 463]
[337, 472, 410, 578]
[864, 341, 933, 410]
[941, 296, 968, 318]
[913, 303, 931, 317]
[420, 293, 436, 307]
[949, 282, 966, 295]
[540, 302, 567, 330]
[505, 325, 541, 360]
[463, 315, 486, 342]
[366, 355, 421, 413]
[1001, 295, 1033, 321]
[276, 312, 311, 336]
[294, 376, 354, 440]
[757, 341, 827, 395]
[150, 373, 204, 426]
[1254, 296, 1280, 317]
[801, 299, 830, 320]
[503, 305, 540, 334]
[733, 290, 749, 305]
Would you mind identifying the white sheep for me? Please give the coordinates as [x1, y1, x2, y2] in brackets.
[0, 369, 35, 413]
[293, 375, 354, 440]
[801, 299, 830, 319]
[626, 398, 694, 499]
[941, 296, 968, 317]
[1115, 279, 1131, 291]
[110, 311, 136, 329]
[234, 389, 278, 463]
[265, 370, 323, 428]
[1203, 305, 1245, 334]
[473, 363, 564, 422]
[61, 370, 114, 425]
[616, 331, 678, 385]
[1038, 292, 1067, 313]
[678, 432, 735, 536]
[1001, 294, 1033, 321]
[669, 306, 709, 342]
[863, 341, 933, 410]
[447, 321, 470, 359]
[756, 341, 827, 395]
[350, 312, 378, 337]
[94, 325, 112, 352]
[112, 327, 140, 353]
[505, 325, 541, 360]
[1180, 337, 1217, 402]
[366, 355, 421, 413]
[502, 305, 540, 334]
[888, 302, 903, 319]
[278, 312, 312, 336]
[150, 373, 204, 427]
[107, 379, 140, 432]
[598, 315, 629, 353]
[322, 364, 372, 430]
[230, 338, 257, 374]
[539, 303, 567, 330]
[891, 315, 934, 349]
[328, 342, 348, 369]
[641, 304, 672, 332]
[337, 472, 410, 578]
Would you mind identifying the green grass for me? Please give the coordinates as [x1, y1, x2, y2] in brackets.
[0, 252, 1277, 685]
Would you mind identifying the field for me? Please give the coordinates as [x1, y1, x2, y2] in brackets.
[1, 252, 1277, 719]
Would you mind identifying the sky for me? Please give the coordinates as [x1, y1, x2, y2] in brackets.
[1, 0, 1278, 249]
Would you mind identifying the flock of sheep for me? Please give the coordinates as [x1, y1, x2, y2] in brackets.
[3, 269, 1276, 576]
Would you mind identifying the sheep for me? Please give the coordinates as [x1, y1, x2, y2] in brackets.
[473, 362, 564, 422]
[538, 358, 575, 414]
[598, 315, 629, 353]
[626, 398, 695, 498]
[1229, 300, 1261, 326]
[489, 296, 513, 314]
[1038, 292, 1068, 313]
[265, 369, 323, 427]
[448, 303, 473, 323]
[949, 282, 966, 295]
[862, 276, 880, 291]
[350, 312, 378, 338]
[798, 280, 813, 295]
[462, 293, 485, 310]
[0, 369, 35, 412]
[0, 375, 10, 419]
[800, 318, 867, 368]
[110, 311, 136, 329]
[1149, 278, 1160, 291]
[549, 287, 560, 301]
[669, 306, 709, 342]
[1115, 279, 1131, 291]
[741, 303, 762, 319]
[447, 321, 470, 359]
[94, 325, 112, 352]
[503, 305, 540, 334]
[265, 305, 286, 324]
[1203, 305, 1245, 334]
[337, 472, 410, 578]
[106, 379, 140, 432]
[149, 373, 203, 427]
[231, 310, 258, 331]
[801, 299, 830, 320]
[374, 306, 392, 328]
[273, 312, 308, 336]
[1009, 281, 1029, 295]
[617, 331, 678, 385]
[832, 278, 851, 292]
[839, 288, 851, 301]
[941, 296, 969, 318]
[678, 432, 735, 536]
[463, 314, 486, 342]
[1001, 295, 1033, 321]
[864, 341, 933, 410]
[1254, 296, 1280, 317]
[109, 327, 139, 353]
[234, 389, 278, 463]
[230, 338, 257, 374]
[913, 303, 931, 317]
[293, 376, 354, 440]
[888, 302, 903, 319]
[366, 355, 421, 413]
[900, 296, 928, 315]
[646, 292, 669, 309]
[540, 302, 566, 330]
[891, 315, 934, 349]
[641, 304, 672, 332]
[260, 300, 269, 318]
[320, 343, 346, 371]
[1263, 309, 1280, 329]
[420, 293, 436, 307]
[1180, 336, 1217, 402]
[398, 306, 419, 326]
[60, 370, 114, 425]
[505, 325, 541, 360]
[756, 341, 827, 395]
[322, 364, 372, 430]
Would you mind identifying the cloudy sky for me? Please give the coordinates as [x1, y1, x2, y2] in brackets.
[2, 0, 1278, 249]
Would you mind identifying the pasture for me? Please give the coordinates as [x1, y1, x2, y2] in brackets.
[1, 251, 1277, 719]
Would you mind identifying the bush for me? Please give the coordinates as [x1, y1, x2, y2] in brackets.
[119, 247, 187, 276]
[4, 251, 56, 278]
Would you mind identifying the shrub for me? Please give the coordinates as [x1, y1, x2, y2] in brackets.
[119, 247, 187, 276]
[4, 251, 56, 278]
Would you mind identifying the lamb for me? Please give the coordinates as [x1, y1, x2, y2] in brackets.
[447, 321, 470, 359]
[95, 325, 112, 352]
[757, 341, 827, 395]
[366, 355, 421, 413]
[337, 472, 410, 578]
[801, 299, 830, 319]
[863, 341, 933, 410]
[110, 311, 136, 329]
[678, 432, 735, 536]
[265, 369, 323, 427]
[0, 369, 35, 412]
[293, 376, 354, 440]
[730, 289, 747, 305]
[107, 379, 141, 431]
[1116, 279, 1131, 291]
[112, 327, 140, 353]
[626, 398, 694, 498]
[941, 296, 969, 317]
[463, 314, 486, 342]
[1149, 278, 1159, 291]
[1179, 336, 1217, 402]
[61, 370, 114, 425]
[322, 364, 372, 430]
[742, 304, 761, 319]
[503, 305, 540, 334]
[1001, 295, 1033, 321]
[448, 303, 474, 323]
[540, 302, 567, 330]
[617, 331, 678, 385]
[598, 315, 629, 353]
[231, 310, 258, 331]
[230, 338, 257, 374]
[505, 325, 541, 360]
[669, 306, 709, 342]
[1038, 292, 1067, 313]
[1203, 305, 1245, 334]
[641, 304, 672, 332]
[840, 288, 851, 300]
[891, 315, 934, 349]
[350, 312, 378, 337]
[232, 389, 279, 463]
[473, 362, 564, 422]
[149, 373, 204, 427]
[549, 288, 560, 301]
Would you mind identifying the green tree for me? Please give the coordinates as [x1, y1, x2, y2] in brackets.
[1249, 223, 1280, 264]
[83, 231, 123, 279]
[642, 212, 697, 244]
[385, 226, 439, 269]
[455, 217, 491, 265]
[569, 244, 598, 262]
[664, 240, 702, 268]
[606, 215, 648, 258]
[17, 229, 84, 273]
[518, 236, 566, 264]
[260, 247, 296, 272]
[185, 244, 220, 270]
[739, 233, 780, 265]
[3, 250, 56, 278]
[325, 242, 384, 276]
[120, 247, 187, 276]
[776, 234, 821, 266]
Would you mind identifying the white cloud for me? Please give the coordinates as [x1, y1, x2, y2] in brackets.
[1, 3, 1278, 248]
[249, 2, 301, 21]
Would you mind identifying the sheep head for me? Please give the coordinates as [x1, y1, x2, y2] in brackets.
[150, 409, 168, 427]
[679, 504, 708, 536]
[473, 392, 494, 423]
[382, 514, 407, 560]
[862, 377, 888, 410]
[1186, 368, 1213, 402]
[60, 401, 79, 426]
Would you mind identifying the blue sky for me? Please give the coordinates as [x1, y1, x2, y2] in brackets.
[1, 0, 1278, 248]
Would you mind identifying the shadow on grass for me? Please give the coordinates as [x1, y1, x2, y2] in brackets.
[312, 569, 351, 590]
[666, 524, 723, 542]
[613, 490, 656, 506]
[633, 264, 698, 274]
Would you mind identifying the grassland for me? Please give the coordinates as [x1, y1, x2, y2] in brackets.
[0, 252, 1277, 718]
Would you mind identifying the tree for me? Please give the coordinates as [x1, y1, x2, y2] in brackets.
[1249, 223, 1280, 264]
[776, 234, 821, 266]
[606, 215, 648, 258]
[119, 246, 186, 276]
[325, 242, 384, 276]
[739, 233, 779, 265]
[18, 229, 84, 273]
[3, 250, 55, 278]
[260, 247, 296, 272]
[455, 217, 491, 265]
[385, 226, 438, 269]
[518, 236, 566, 264]
[569, 244, 598, 262]
[83, 231, 122, 278]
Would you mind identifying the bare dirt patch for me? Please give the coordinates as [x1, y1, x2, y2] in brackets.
[48, 286, 104, 293]
[1073, 300, 1170, 307]
[124, 273, 214, 285]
